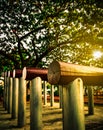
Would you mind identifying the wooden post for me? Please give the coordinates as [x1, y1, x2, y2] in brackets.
[30, 77, 42, 130]
[87, 86, 94, 115]
[50, 85, 54, 107]
[8, 77, 12, 114]
[62, 78, 85, 130]
[59, 85, 63, 108]
[12, 78, 18, 119]
[43, 81, 47, 105]
[48, 60, 103, 86]
[18, 77, 26, 127]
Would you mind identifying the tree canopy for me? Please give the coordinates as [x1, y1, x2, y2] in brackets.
[0, 0, 103, 73]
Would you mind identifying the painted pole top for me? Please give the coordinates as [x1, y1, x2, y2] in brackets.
[8, 71, 13, 77]
[23, 67, 48, 81]
[48, 60, 103, 85]
[13, 69, 22, 78]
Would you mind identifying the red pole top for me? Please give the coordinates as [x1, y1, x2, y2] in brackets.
[13, 69, 22, 78]
[23, 67, 48, 81]
[8, 71, 13, 77]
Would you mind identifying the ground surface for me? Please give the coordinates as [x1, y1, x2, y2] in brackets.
[0, 101, 103, 130]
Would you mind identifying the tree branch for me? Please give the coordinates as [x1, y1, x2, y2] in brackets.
[12, 30, 24, 67]
[19, 25, 46, 41]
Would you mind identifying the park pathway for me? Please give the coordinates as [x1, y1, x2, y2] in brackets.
[0, 101, 103, 130]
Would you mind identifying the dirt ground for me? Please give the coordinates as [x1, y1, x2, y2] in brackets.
[0, 101, 103, 130]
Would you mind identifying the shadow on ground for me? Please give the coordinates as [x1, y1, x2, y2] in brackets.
[0, 102, 103, 130]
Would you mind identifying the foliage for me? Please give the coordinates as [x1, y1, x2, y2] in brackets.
[0, 0, 103, 74]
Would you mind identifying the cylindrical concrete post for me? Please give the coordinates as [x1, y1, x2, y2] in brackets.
[12, 78, 18, 119]
[43, 81, 47, 105]
[50, 85, 54, 107]
[87, 86, 94, 115]
[18, 77, 26, 127]
[59, 85, 63, 108]
[3, 72, 6, 108]
[62, 78, 85, 130]
[30, 77, 42, 130]
[8, 77, 13, 114]
[7, 77, 10, 112]
[5, 76, 9, 111]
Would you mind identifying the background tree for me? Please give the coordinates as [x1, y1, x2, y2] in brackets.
[0, 0, 103, 74]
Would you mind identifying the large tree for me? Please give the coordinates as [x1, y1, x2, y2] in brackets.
[0, 0, 103, 73]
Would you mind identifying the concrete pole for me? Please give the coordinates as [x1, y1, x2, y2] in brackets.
[7, 77, 10, 112]
[18, 77, 26, 127]
[87, 86, 94, 115]
[3, 72, 6, 108]
[59, 85, 63, 108]
[12, 78, 18, 119]
[43, 81, 47, 105]
[30, 77, 42, 130]
[50, 85, 54, 107]
[8, 77, 13, 114]
[62, 78, 85, 130]
[5, 76, 9, 111]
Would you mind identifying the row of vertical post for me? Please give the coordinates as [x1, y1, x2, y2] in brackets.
[43, 81, 61, 107]
[2, 67, 94, 130]
[3, 70, 56, 130]
[3, 72, 26, 128]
